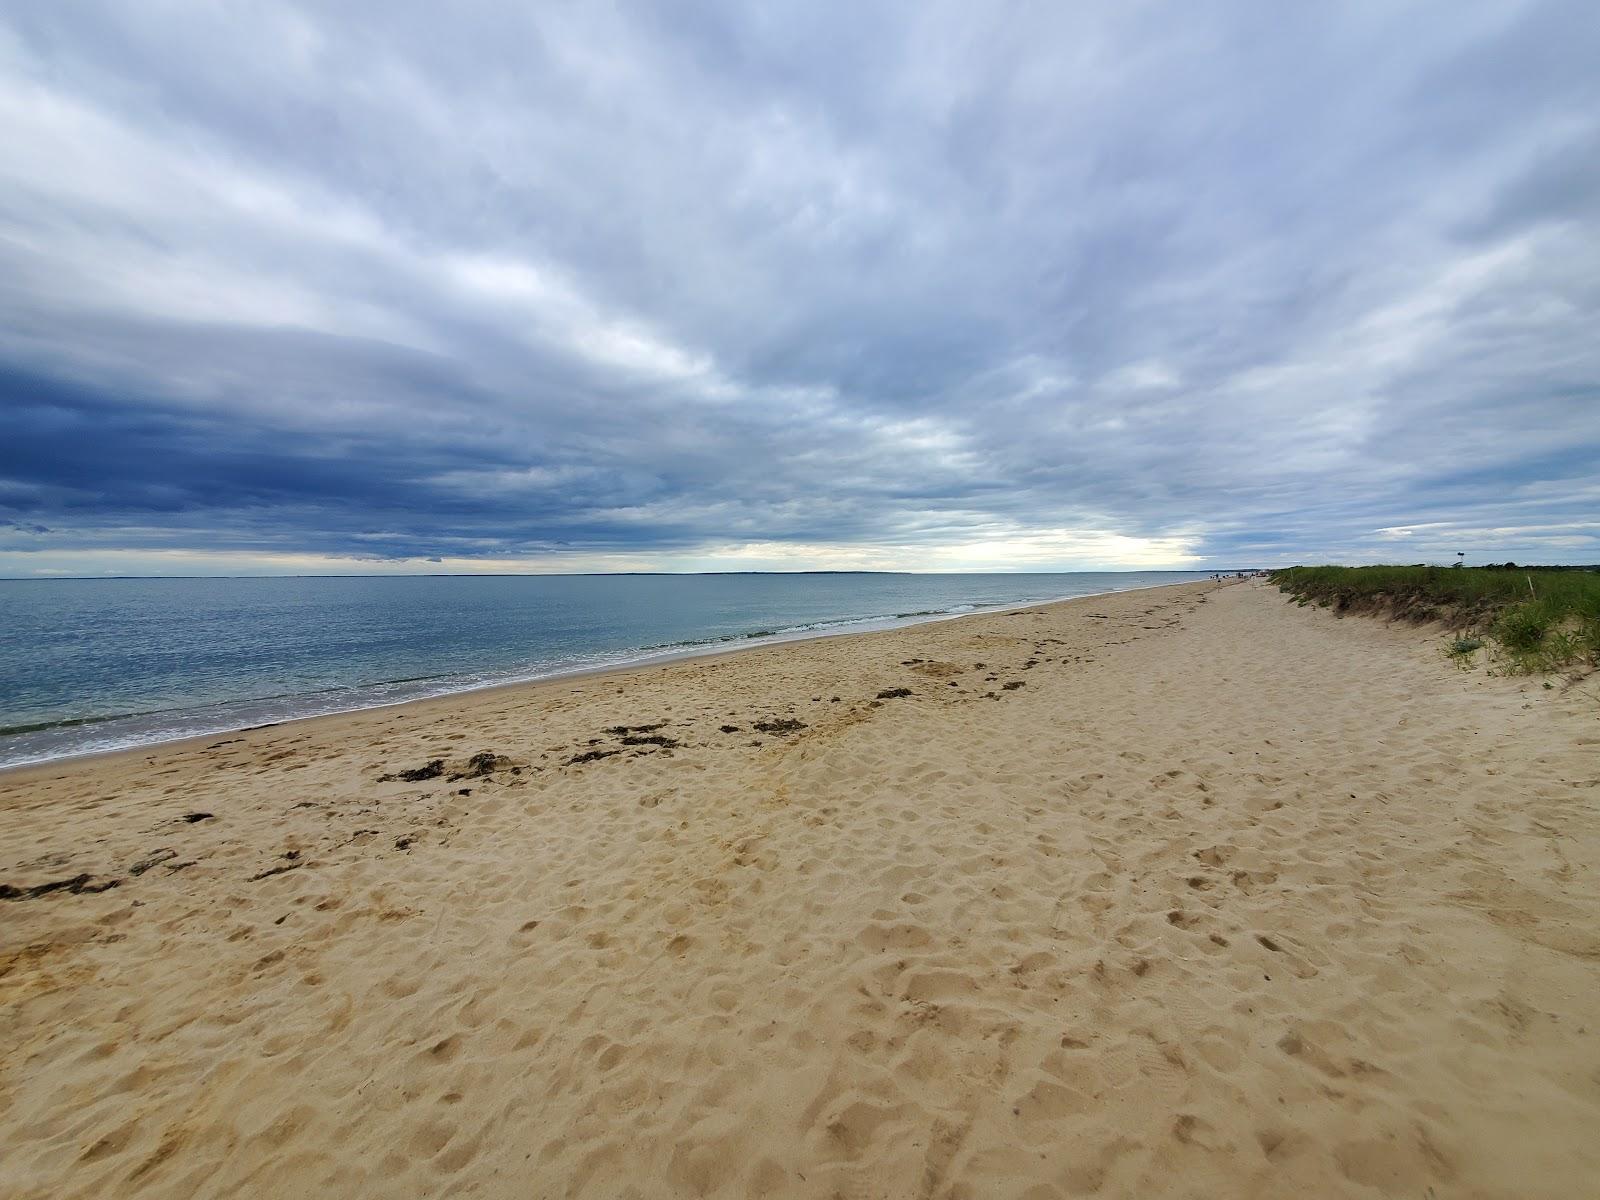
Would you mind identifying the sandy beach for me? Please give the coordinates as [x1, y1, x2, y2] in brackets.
[2, 578, 1597, 1199]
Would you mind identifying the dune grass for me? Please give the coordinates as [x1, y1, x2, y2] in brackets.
[1270, 565, 1600, 673]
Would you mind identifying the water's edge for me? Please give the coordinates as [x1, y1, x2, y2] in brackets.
[0, 579, 1201, 773]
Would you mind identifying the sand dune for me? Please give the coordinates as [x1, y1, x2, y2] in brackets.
[3, 580, 1598, 1198]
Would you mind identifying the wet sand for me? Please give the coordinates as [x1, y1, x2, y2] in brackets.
[2, 579, 1597, 1198]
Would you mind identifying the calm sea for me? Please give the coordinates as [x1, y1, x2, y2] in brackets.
[0, 572, 1212, 768]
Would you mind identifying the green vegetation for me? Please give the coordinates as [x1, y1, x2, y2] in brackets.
[1271, 565, 1600, 674]
[1444, 635, 1485, 669]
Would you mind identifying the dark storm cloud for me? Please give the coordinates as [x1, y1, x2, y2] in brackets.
[0, 0, 1596, 572]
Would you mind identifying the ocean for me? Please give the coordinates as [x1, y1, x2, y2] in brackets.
[0, 571, 1213, 768]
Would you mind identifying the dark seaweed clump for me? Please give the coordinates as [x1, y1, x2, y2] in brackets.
[453, 751, 512, 779]
[752, 718, 806, 734]
[0, 874, 122, 901]
[380, 758, 444, 783]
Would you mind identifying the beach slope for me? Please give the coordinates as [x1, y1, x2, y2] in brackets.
[3, 580, 1597, 1198]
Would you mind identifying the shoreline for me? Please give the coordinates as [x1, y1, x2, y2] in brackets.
[0, 577, 1204, 779]
[4, 579, 1596, 1198]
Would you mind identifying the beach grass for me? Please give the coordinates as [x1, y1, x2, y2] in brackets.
[1270, 564, 1600, 673]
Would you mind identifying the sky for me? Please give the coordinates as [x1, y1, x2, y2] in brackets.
[1, 1, 1597, 577]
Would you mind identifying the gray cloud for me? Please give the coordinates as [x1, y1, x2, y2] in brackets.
[0, 0, 1596, 574]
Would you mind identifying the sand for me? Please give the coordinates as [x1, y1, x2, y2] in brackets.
[2, 579, 1598, 1199]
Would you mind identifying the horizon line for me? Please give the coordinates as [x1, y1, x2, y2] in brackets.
[0, 568, 1249, 582]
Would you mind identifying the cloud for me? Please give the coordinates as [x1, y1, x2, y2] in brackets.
[0, 0, 1596, 575]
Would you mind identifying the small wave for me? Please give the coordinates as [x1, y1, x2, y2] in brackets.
[0, 704, 193, 737]
[0, 713, 125, 738]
